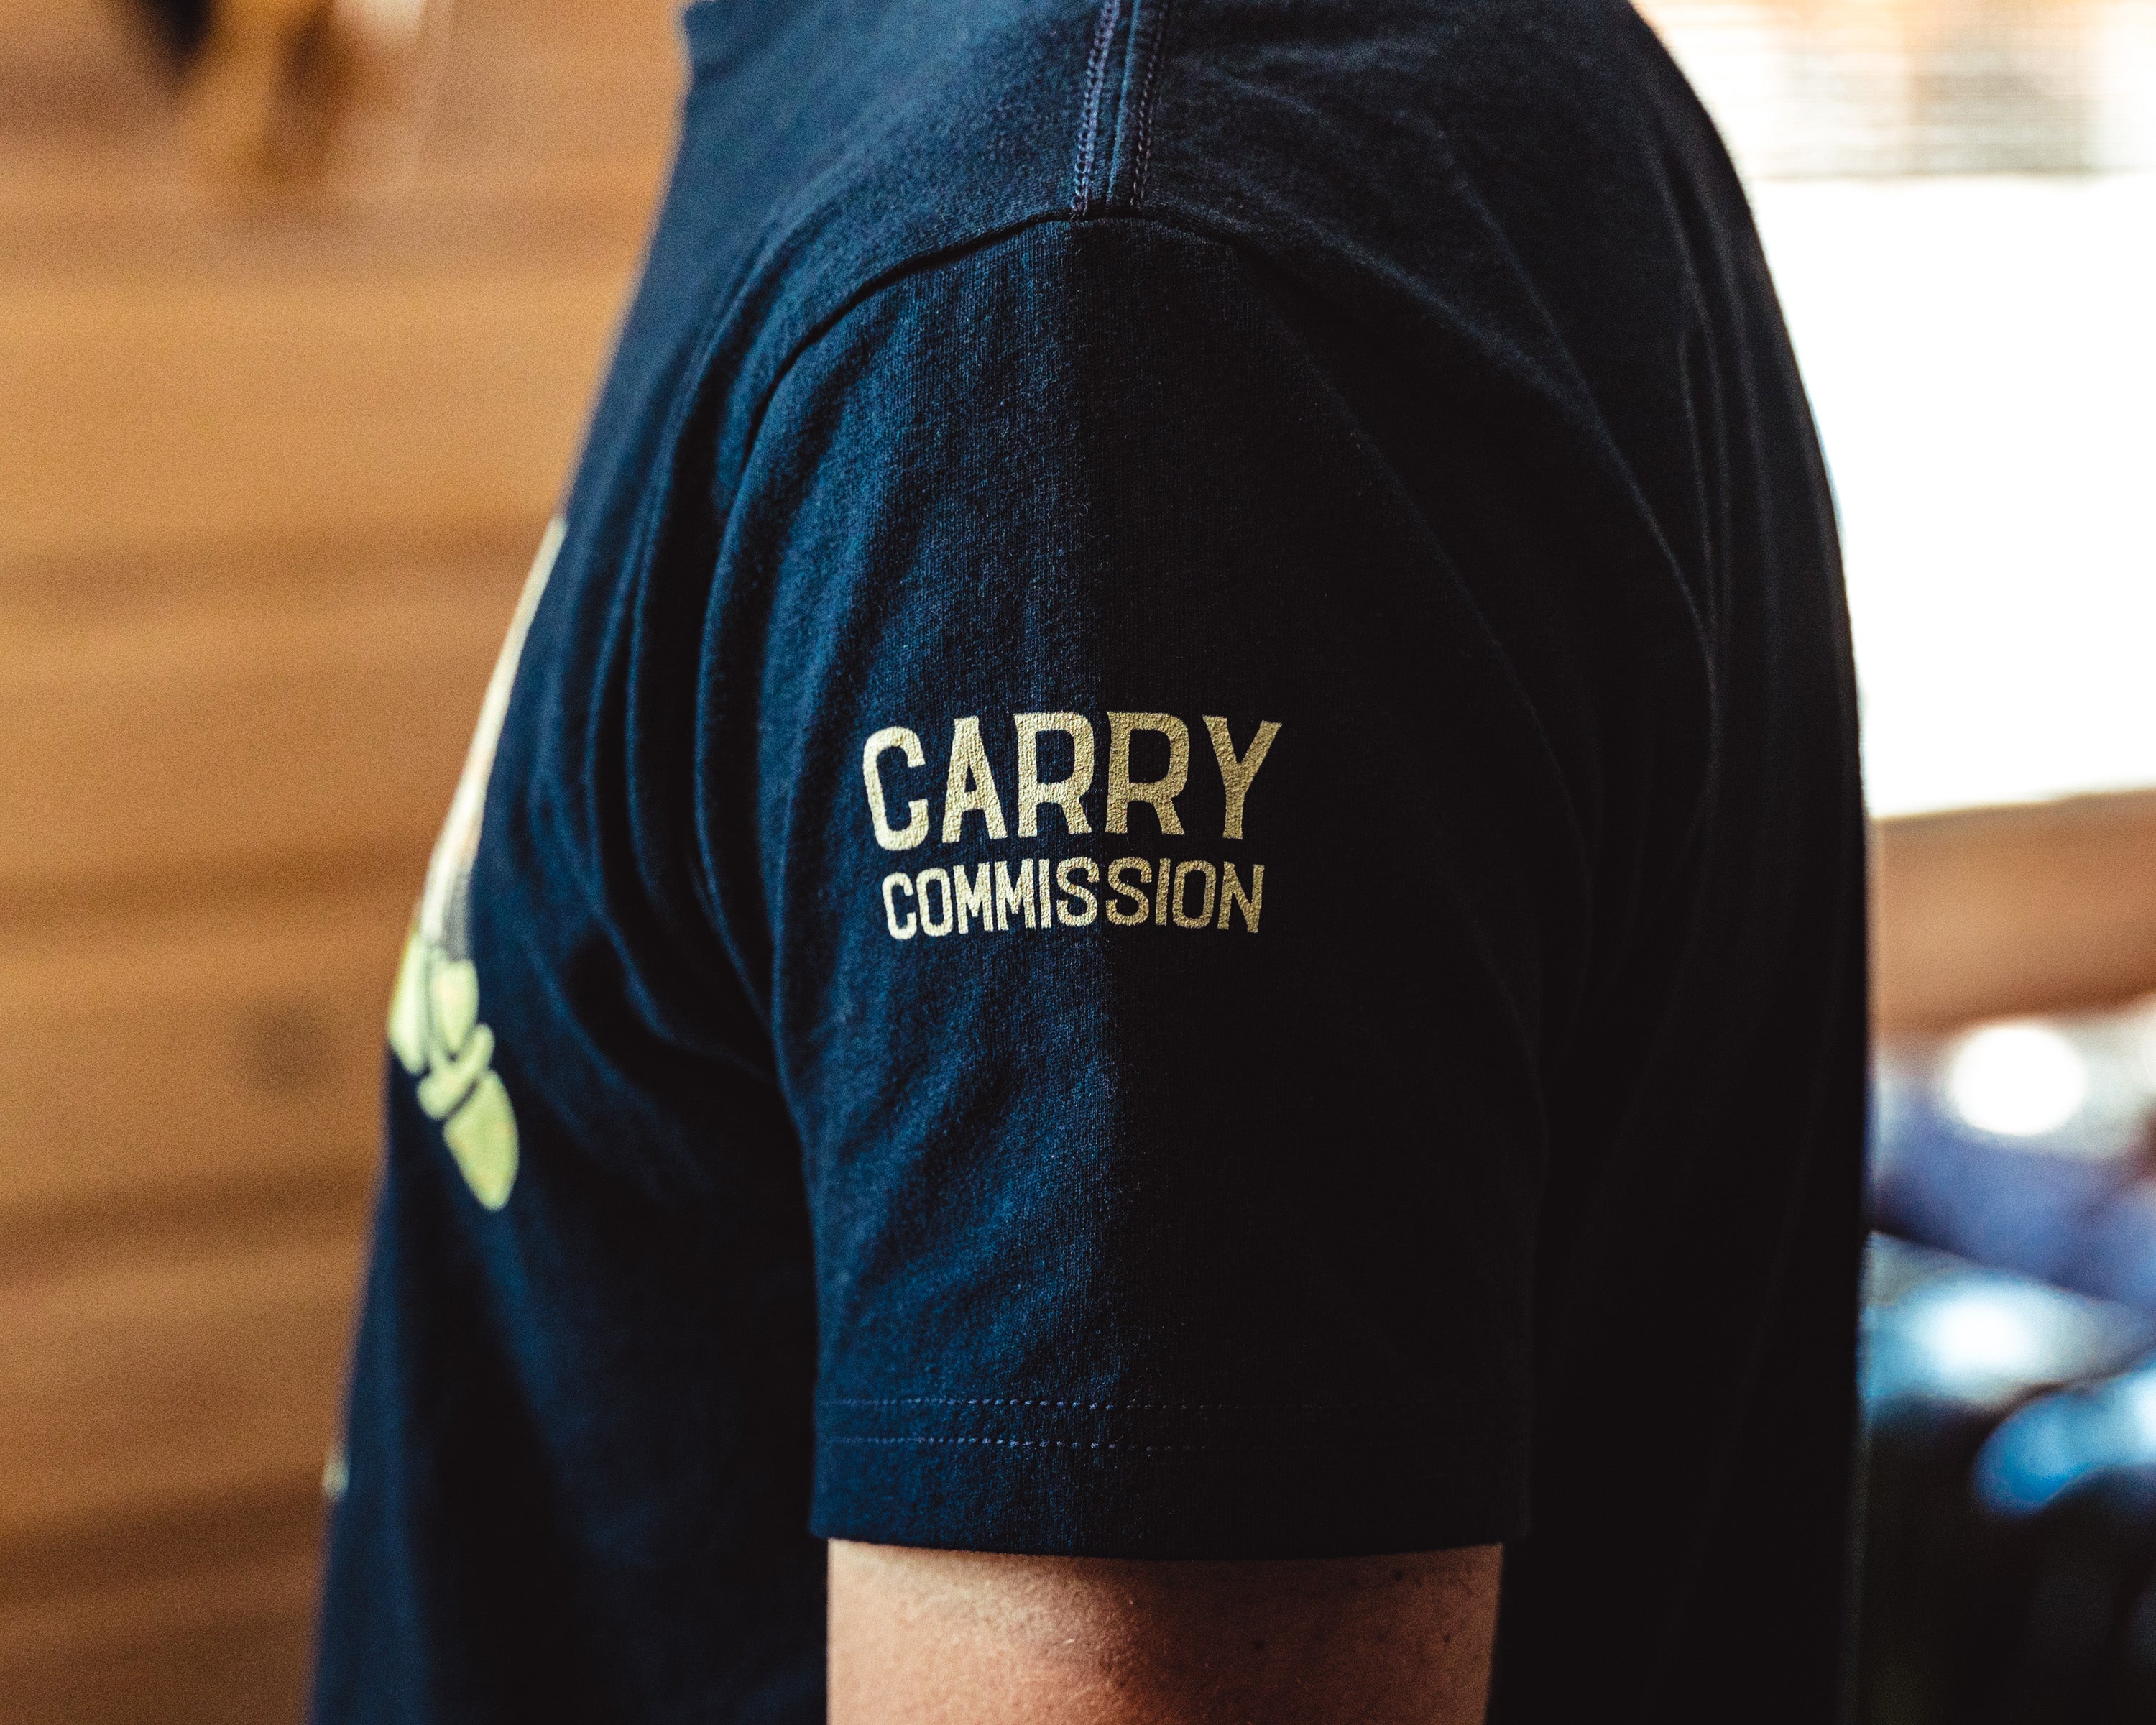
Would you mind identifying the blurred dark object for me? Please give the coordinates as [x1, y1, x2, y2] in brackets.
[118, 0, 453, 192]
[1862, 1241, 2156, 1723]
[1865, 999, 2156, 1724]
[132, 0, 212, 63]
[1874, 1013, 2156, 1311]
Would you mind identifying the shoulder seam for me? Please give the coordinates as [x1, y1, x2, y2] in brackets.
[1069, 0, 1127, 218]
[1070, 0, 1175, 218]
[1126, 0, 1174, 208]
[732, 211, 1317, 489]
[713, 211, 1304, 551]
[747, 211, 1269, 462]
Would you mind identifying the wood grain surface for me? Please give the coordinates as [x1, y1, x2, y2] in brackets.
[1875, 792, 2156, 1036]
[0, 3, 678, 1719]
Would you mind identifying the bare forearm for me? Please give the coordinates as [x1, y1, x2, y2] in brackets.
[829, 1541, 1502, 1725]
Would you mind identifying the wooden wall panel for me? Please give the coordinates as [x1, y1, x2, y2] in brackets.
[0, 0, 680, 573]
[0, 883, 413, 1227]
[1875, 792, 2156, 1036]
[0, 1225, 349, 1725]
[0, 563, 518, 900]
[0, 1540, 319, 1725]
[0, 4, 679, 1719]
[0, 1218, 361, 1544]
[3, 274, 625, 570]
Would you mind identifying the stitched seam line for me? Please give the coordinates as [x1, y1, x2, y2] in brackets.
[823, 1397, 1448, 1412]
[1129, 0, 1174, 208]
[834, 1435, 1209, 1451]
[1070, 0, 1125, 218]
[826, 1435, 1454, 1453]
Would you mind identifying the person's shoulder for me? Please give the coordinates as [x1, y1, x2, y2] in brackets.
[673, 0, 1112, 325]
[696, 0, 1696, 275]
[661, 0, 1135, 484]
[1133, 0, 1733, 318]
[670, 0, 1727, 479]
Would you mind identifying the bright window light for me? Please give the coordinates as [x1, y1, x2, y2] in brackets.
[1641, 1, 2156, 817]
[1943, 1021, 2091, 1138]
[1907, 1287, 2058, 1394]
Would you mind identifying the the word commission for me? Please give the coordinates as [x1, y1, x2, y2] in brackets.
[862, 712, 1281, 941]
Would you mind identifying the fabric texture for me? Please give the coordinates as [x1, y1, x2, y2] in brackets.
[313, 1, 1869, 1720]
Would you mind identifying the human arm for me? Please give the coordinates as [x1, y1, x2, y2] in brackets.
[704, 216, 1585, 1719]
[830, 1541, 1501, 1725]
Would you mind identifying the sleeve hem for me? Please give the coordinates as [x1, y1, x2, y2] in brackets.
[808, 1403, 1529, 1560]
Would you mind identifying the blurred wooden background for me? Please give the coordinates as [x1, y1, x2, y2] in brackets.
[0, 3, 678, 1719]
[5, 2, 2156, 1722]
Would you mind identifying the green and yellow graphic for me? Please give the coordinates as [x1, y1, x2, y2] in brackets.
[387, 518, 563, 1210]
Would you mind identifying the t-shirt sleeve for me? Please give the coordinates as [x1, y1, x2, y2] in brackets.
[707, 217, 1586, 1560]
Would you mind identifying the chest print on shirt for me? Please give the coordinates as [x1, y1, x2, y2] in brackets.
[386, 518, 563, 1209]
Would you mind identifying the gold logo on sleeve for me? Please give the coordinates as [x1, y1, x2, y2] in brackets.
[387, 517, 563, 1210]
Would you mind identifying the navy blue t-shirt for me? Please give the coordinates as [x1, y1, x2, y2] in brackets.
[314, 0, 1868, 1719]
